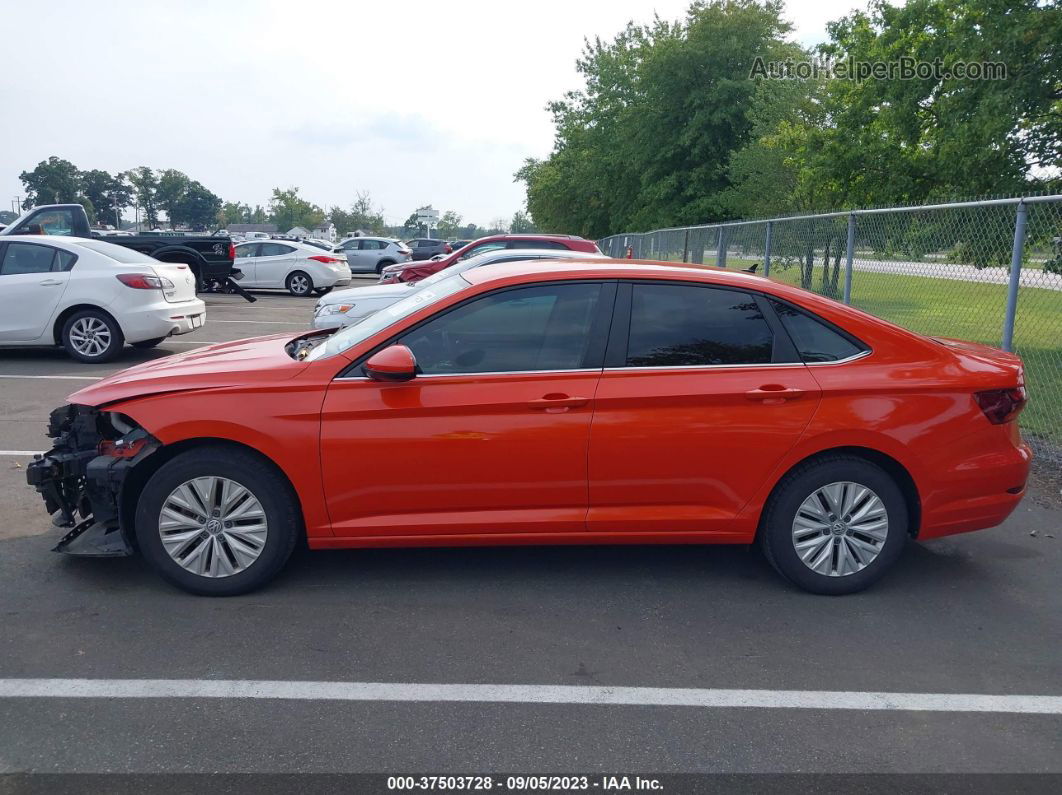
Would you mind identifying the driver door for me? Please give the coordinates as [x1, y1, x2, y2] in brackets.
[319, 281, 615, 539]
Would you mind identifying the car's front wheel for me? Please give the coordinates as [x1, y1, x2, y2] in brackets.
[135, 446, 300, 596]
[61, 309, 125, 363]
[286, 271, 313, 296]
[759, 456, 907, 595]
[375, 259, 395, 274]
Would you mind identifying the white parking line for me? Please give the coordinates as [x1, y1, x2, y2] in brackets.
[0, 374, 101, 381]
[0, 450, 40, 456]
[0, 679, 1059, 714]
[166, 341, 224, 345]
[210, 320, 305, 325]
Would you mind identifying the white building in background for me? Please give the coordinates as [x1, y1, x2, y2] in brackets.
[288, 226, 311, 238]
[313, 221, 336, 242]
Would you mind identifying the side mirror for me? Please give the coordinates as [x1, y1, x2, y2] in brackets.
[364, 344, 417, 382]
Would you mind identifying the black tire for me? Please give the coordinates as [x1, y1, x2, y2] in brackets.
[61, 309, 125, 363]
[759, 456, 908, 595]
[134, 445, 300, 596]
[132, 337, 166, 349]
[314, 286, 333, 296]
[375, 260, 395, 274]
[286, 270, 313, 296]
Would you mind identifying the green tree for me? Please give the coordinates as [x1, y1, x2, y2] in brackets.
[269, 187, 324, 232]
[156, 169, 191, 226]
[126, 166, 159, 227]
[218, 201, 251, 227]
[437, 210, 463, 238]
[175, 181, 222, 230]
[81, 169, 133, 228]
[19, 156, 82, 208]
[510, 210, 536, 233]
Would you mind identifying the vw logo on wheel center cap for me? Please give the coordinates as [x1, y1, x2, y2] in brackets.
[205, 519, 223, 535]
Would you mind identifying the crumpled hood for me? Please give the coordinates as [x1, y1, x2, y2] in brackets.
[68, 333, 309, 407]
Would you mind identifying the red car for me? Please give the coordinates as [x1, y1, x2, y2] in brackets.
[378, 234, 601, 284]
[27, 261, 1030, 596]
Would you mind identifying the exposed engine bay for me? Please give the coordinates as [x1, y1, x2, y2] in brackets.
[25, 405, 160, 557]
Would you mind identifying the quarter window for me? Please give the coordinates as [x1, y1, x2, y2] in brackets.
[400, 283, 602, 375]
[0, 243, 56, 275]
[770, 299, 865, 362]
[626, 284, 773, 367]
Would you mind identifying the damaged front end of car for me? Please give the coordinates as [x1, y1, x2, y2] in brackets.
[25, 404, 160, 557]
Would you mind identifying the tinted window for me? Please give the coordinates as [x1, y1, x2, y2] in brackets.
[509, 240, 565, 250]
[362, 240, 386, 250]
[770, 299, 864, 362]
[400, 283, 602, 375]
[259, 243, 294, 256]
[55, 250, 78, 271]
[627, 284, 773, 367]
[1, 243, 56, 274]
[235, 243, 259, 258]
[460, 241, 507, 260]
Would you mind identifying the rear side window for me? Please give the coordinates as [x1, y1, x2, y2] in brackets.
[770, 299, 865, 362]
[0, 242, 56, 274]
[259, 243, 294, 256]
[509, 239, 565, 250]
[73, 240, 157, 264]
[627, 284, 773, 367]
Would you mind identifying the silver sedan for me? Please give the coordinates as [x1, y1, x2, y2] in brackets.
[312, 248, 606, 330]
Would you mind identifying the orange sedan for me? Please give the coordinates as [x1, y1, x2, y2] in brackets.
[26, 261, 1031, 596]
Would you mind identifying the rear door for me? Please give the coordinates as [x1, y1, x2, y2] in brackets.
[587, 281, 821, 535]
[0, 242, 73, 341]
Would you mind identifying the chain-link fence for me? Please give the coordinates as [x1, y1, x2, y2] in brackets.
[600, 195, 1062, 478]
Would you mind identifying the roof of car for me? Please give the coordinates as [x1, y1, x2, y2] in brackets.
[462, 258, 748, 286]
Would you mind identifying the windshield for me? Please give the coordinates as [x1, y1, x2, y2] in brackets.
[305, 273, 470, 361]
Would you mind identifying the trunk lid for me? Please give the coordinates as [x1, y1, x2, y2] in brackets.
[151, 262, 198, 303]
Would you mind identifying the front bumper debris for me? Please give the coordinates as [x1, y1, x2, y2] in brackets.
[25, 404, 160, 557]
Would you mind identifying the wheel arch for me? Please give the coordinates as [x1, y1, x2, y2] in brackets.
[119, 437, 307, 547]
[757, 446, 922, 539]
[52, 304, 123, 345]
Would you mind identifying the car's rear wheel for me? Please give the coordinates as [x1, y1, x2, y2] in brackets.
[135, 446, 300, 596]
[61, 310, 125, 363]
[286, 271, 313, 296]
[759, 456, 907, 595]
[132, 337, 166, 349]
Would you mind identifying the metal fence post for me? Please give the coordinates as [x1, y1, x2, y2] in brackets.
[763, 221, 772, 278]
[682, 229, 690, 263]
[1001, 201, 1027, 352]
[716, 227, 727, 268]
[843, 213, 856, 305]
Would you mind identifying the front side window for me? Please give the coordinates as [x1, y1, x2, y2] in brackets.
[15, 209, 76, 236]
[400, 283, 602, 375]
[626, 284, 773, 367]
[0, 243, 56, 275]
[770, 299, 865, 362]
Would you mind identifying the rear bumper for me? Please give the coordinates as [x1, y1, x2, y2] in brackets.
[918, 432, 1032, 540]
[121, 298, 206, 341]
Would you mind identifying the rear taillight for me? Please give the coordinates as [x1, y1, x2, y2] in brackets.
[444, 244, 453, 253]
[116, 273, 173, 290]
[228, 243, 236, 260]
[309, 255, 345, 264]
[975, 387, 1027, 424]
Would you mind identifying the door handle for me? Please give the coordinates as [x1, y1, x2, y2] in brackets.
[745, 385, 805, 404]
[38, 279, 63, 286]
[528, 393, 590, 413]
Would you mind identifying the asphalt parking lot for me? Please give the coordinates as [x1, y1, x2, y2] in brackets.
[0, 283, 1060, 777]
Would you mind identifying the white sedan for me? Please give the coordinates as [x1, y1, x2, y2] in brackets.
[233, 240, 353, 296]
[0, 236, 205, 363]
[312, 248, 605, 329]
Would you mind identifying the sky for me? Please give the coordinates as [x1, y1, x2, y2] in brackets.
[0, 0, 869, 226]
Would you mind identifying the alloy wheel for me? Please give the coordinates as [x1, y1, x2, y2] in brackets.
[289, 274, 310, 295]
[791, 481, 889, 577]
[68, 317, 112, 357]
[158, 476, 269, 578]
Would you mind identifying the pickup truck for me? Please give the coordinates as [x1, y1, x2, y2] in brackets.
[0, 204, 254, 301]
